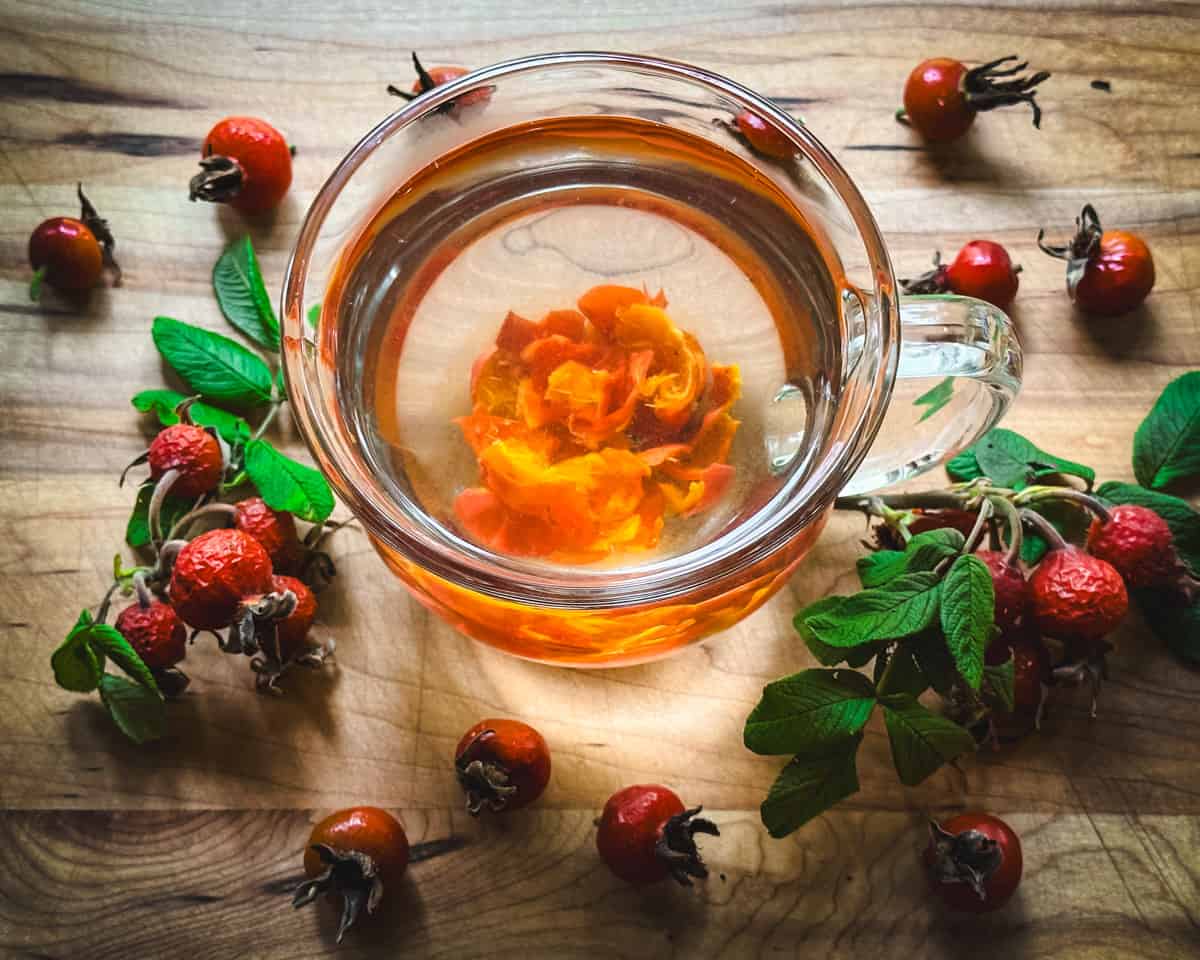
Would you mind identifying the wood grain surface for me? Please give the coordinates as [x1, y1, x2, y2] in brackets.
[1, 0, 1199, 957]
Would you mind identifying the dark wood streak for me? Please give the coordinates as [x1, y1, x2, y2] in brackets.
[55, 131, 201, 158]
[0, 73, 187, 109]
[407, 834, 468, 863]
[845, 144, 927, 152]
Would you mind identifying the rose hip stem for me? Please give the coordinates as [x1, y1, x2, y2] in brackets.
[1013, 485, 1110, 522]
[1019, 508, 1069, 550]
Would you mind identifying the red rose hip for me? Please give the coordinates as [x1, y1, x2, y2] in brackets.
[455, 718, 551, 815]
[1039, 204, 1155, 316]
[901, 55, 1049, 143]
[235, 497, 301, 571]
[148, 423, 223, 499]
[190, 116, 292, 215]
[115, 600, 187, 671]
[596, 784, 719, 886]
[925, 812, 1023, 912]
[168, 528, 274, 630]
[1086, 504, 1176, 588]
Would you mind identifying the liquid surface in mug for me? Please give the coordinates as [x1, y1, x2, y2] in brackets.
[327, 116, 842, 570]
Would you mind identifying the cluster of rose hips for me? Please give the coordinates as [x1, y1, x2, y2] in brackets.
[109, 411, 337, 697]
[294, 716, 1026, 937]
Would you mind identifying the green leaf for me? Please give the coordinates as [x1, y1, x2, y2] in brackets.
[98, 674, 166, 744]
[796, 598, 879, 668]
[132, 389, 251, 444]
[970, 428, 1095, 491]
[982, 656, 1016, 712]
[806, 573, 942, 648]
[1098, 481, 1200, 575]
[307, 303, 321, 329]
[151, 316, 273, 408]
[1135, 588, 1200, 665]
[856, 528, 965, 589]
[911, 630, 958, 695]
[877, 645, 929, 698]
[126, 482, 194, 548]
[1132, 372, 1200, 490]
[51, 610, 103, 692]
[744, 669, 877, 756]
[213, 236, 280, 350]
[914, 377, 954, 424]
[759, 735, 862, 838]
[939, 555, 994, 689]
[946, 448, 984, 482]
[244, 439, 334, 523]
[85, 624, 159, 694]
[881, 694, 975, 786]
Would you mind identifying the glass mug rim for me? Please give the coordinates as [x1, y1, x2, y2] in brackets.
[280, 51, 899, 609]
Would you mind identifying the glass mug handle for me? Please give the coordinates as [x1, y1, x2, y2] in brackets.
[842, 294, 1022, 496]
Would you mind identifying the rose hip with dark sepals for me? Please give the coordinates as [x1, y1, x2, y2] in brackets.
[596, 784, 719, 886]
[902, 241, 1020, 309]
[387, 52, 491, 109]
[455, 718, 551, 815]
[255, 574, 316, 661]
[115, 600, 187, 671]
[235, 497, 302, 572]
[292, 806, 409, 943]
[925, 812, 1023, 912]
[1086, 504, 1177, 589]
[1039, 204, 1155, 316]
[189, 116, 292, 216]
[168, 528, 274, 630]
[148, 423, 223, 499]
[27, 185, 118, 300]
[900, 55, 1050, 143]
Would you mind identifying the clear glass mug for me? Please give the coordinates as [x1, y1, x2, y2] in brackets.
[281, 53, 1021, 667]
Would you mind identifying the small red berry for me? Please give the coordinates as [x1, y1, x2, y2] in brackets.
[596, 784, 719, 886]
[28, 185, 118, 300]
[901, 56, 1049, 144]
[925, 813, 1022, 912]
[256, 574, 317, 661]
[235, 497, 302, 572]
[1027, 545, 1128, 643]
[294, 807, 409, 943]
[29, 218, 101, 295]
[733, 111, 795, 160]
[114, 600, 187, 671]
[148, 423, 223, 499]
[1039, 204, 1155, 316]
[388, 52, 490, 109]
[901, 241, 1019, 309]
[455, 718, 551, 815]
[1086, 504, 1176, 588]
[977, 550, 1027, 633]
[190, 116, 292, 215]
[169, 528, 274, 630]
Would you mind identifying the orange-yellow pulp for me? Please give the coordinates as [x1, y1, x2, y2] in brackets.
[453, 285, 742, 561]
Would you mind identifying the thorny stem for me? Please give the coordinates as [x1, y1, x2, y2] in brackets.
[250, 401, 283, 443]
[1019, 508, 1069, 550]
[987, 494, 1023, 567]
[167, 502, 237, 541]
[1014, 485, 1110, 522]
[961, 498, 994, 555]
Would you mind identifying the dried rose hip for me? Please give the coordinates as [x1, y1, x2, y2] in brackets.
[454, 718, 551, 815]
[1039, 204, 1154, 315]
[235, 497, 302, 572]
[148, 423, 223, 500]
[1085, 504, 1177, 589]
[115, 599, 187, 671]
[900, 56, 1049, 143]
[168, 528, 274, 630]
[293, 807, 409, 942]
[596, 784, 719, 886]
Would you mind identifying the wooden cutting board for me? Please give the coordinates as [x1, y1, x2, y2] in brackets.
[1, 2, 1197, 957]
